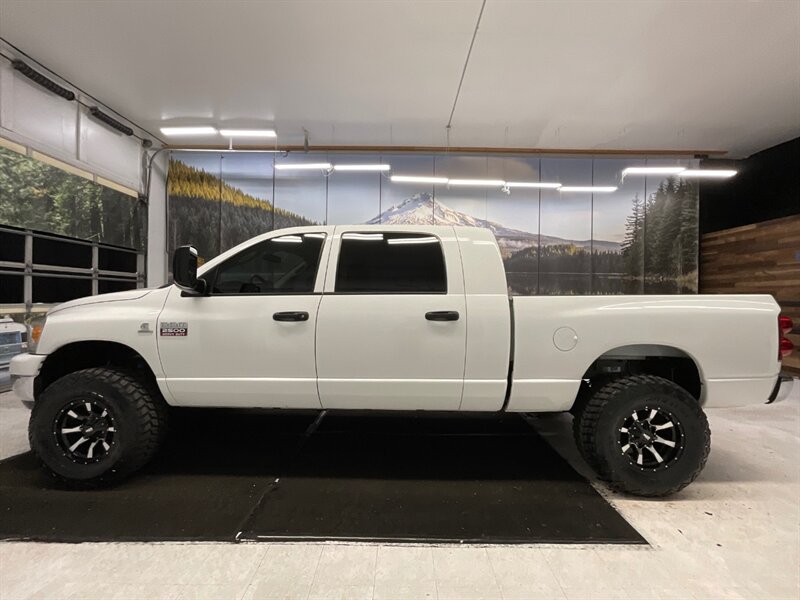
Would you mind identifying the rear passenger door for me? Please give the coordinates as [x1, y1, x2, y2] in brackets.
[315, 229, 467, 410]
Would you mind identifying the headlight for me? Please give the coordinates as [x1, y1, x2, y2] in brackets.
[27, 316, 46, 354]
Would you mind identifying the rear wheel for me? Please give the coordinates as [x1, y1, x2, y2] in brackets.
[29, 367, 168, 487]
[573, 375, 710, 497]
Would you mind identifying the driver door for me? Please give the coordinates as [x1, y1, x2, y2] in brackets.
[157, 230, 331, 408]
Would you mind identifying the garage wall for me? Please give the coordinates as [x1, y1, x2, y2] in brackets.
[698, 137, 799, 375]
[699, 215, 800, 375]
[700, 137, 799, 234]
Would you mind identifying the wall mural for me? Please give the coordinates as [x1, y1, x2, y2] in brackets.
[168, 152, 699, 295]
[0, 147, 144, 251]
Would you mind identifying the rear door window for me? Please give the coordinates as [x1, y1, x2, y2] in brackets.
[335, 232, 446, 293]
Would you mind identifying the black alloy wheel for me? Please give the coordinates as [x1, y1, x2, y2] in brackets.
[54, 398, 117, 464]
[618, 406, 684, 470]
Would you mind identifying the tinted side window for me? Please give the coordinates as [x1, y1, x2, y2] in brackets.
[210, 233, 325, 295]
[336, 232, 446, 293]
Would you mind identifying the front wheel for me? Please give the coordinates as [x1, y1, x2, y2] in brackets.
[574, 375, 710, 497]
[29, 367, 168, 487]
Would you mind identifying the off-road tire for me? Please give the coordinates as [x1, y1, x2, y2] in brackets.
[571, 378, 606, 472]
[574, 375, 710, 497]
[29, 367, 168, 487]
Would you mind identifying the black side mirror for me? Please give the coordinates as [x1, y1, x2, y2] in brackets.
[173, 245, 207, 295]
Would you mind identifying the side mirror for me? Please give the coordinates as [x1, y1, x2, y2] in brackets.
[173, 246, 207, 295]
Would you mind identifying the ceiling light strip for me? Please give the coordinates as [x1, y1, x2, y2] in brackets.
[274, 163, 332, 170]
[161, 126, 218, 136]
[448, 179, 506, 187]
[332, 164, 391, 172]
[622, 167, 686, 176]
[390, 175, 449, 184]
[559, 186, 618, 193]
[678, 169, 737, 178]
[219, 129, 277, 138]
[505, 181, 562, 189]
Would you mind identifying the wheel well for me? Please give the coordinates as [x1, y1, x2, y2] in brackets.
[581, 344, 702, 400]
[37, 341, 158, 396]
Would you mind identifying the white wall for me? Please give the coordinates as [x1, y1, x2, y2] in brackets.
[0, 56, 143, 193]
[146, 151, 169, 286]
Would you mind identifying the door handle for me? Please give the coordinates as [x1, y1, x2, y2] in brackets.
[425, 311, 459, 322]
[273, 311, 310, 322]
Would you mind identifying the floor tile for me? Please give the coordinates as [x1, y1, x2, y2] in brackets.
[436, 581, 502, 600]
[499, 583, 567, 599]
[311, 545, 376, 587]
[373, 581, 437, 599]
[486, 547, 561, 590]
[178, 583, 249, 600]
[306, 583, 373, 599]
[375, 546, 435, 583]
[244, 579, 314, 600]
[189, 544, 268, 584]
[432, 547, 496, 586]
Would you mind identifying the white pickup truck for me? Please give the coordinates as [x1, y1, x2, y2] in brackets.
[10, 225, 795, 496]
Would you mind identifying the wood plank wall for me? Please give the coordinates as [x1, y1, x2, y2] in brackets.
[700, 214, 800, 375]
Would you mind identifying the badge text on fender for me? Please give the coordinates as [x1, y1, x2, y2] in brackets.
[160, 322, 188, 336]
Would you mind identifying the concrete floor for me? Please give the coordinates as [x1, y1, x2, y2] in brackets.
[0, 382, 798, 600]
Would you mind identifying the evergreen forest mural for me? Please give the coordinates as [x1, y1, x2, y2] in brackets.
[0, 147, 143, 250]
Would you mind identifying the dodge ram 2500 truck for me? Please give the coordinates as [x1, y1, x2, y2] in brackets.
[10, 225, 795, 496]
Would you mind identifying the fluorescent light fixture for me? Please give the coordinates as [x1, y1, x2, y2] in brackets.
[448, 179, 506, 187]
[622, 166, 686, 176]
[332, 164, 391, 172]
[679, 169, 737, 178]
[219, 129, 277, 138]
[387, 236, 439, 245]
[390, 175, 449, 184]
[272, 235, 303, 243]
[274, 162, 332, 170]
[160, 126, 218, 136]
[505, 181, 562, 189]
[559, 186, 618, 193]
[342, 233, 384, 241]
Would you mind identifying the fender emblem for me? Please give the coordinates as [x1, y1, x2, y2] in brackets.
[160, 321, 188, 337]
[138, 322, 152, 334]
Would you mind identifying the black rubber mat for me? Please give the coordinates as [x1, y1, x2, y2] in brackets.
[0, 410, 317, 542]
[0, 410, 645, 544]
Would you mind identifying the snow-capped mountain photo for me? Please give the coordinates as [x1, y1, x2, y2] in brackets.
[364, 193, 622, 257]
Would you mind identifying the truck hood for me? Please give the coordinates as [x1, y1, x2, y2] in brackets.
[48, 289, 155, 316]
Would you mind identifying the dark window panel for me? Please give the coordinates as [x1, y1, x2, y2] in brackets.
[98, 248, 137, 273]
[336, 232, 446, 294]
[32, 276, 92, 304]
[0, 231, 25, 263]
[0, 274, 24, 303]
[33, 237, 92, 269]
[98, 279, 137, 294]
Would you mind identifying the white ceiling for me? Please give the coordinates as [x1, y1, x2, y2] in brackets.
[1, 0, 798, 157]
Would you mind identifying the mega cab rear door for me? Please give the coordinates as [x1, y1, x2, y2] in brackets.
[315, 227, 467, 410]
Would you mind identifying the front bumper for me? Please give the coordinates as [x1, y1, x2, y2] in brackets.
[9, 353, 47, 409]
[767, 375, 795, 404]
[10, 375, 35, 409]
